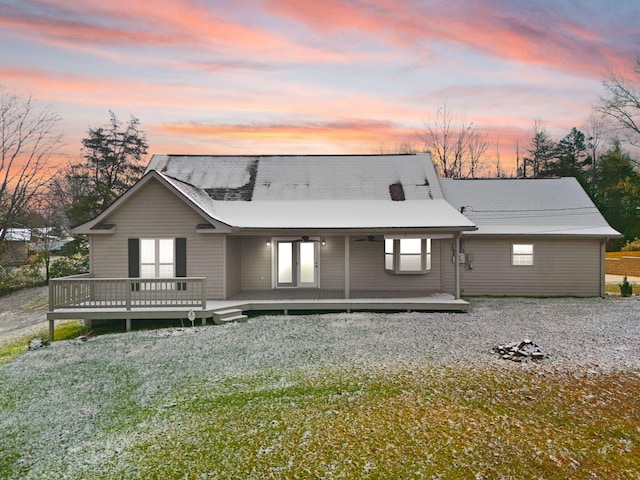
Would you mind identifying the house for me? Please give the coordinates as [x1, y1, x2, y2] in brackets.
[440, 178, 620, 296]
[46, 153, 619, 337]
[0, 228, 31, 267]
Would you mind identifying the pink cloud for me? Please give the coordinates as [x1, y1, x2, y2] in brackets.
[0, 0, 362, 65]
[263, 0, 629, 78]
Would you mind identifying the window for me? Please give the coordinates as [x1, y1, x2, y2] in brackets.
[140, 238, 175, 278]
[385, 238, 431, 274]
[512, 243, 534, 266]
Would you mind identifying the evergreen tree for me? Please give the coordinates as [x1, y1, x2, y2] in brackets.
[594, 142, 640, 250]
[52, 111, 148, 228]
[544, 127, 590, 183]
[522, 120, 556, 177]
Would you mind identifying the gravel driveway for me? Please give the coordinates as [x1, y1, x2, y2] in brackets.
[1, 287, 639, 370]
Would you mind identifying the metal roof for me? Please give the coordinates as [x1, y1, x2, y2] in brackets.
[147, 153, 443, 201]
[440, 177, 621, 237]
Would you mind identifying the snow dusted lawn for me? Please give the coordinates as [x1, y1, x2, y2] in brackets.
[1, 296, 639, 479]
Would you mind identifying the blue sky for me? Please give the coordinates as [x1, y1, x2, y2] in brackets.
[1, 0, 639, 173]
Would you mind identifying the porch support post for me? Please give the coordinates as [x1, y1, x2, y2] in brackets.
[454, 233, 461, 300]
[49, 319, 55, 341]
[344, 235, 350, 299]
[126, 318, 132, 331]
[600, 239, 606, 298]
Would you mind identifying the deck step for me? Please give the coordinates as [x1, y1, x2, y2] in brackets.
[212, 308, 248, 325]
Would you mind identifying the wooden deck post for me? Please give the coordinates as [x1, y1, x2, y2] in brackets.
[201, 278, 207, 309]
[48, 319, 55, 341]
[126, 280, 132, 310]
[126, 318, 132, 331]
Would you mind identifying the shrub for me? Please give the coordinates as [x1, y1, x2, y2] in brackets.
[621, 238, 640, 252]
[50, 253, 89, 278]
[0, 262, 45, 296]
[620, 275, 634, 297]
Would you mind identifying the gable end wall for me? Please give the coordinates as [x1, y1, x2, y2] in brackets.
[90, 178, 224, 299]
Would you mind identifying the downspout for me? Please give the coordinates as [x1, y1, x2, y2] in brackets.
[454, 232, 461, 300]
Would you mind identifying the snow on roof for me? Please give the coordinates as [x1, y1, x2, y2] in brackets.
[440, 177, 621, 237]
[158, 172, 473, 230]
[147, 153, 442, 201]
[210, 200, 474, 229]
[0, 228, 31, 241]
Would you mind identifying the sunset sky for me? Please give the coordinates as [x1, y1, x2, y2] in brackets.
[1, 0, 639, 174]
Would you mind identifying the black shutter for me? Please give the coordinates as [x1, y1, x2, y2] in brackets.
[176, 238, 187, 290]
[176, 238, 187, 276]
[128, 239, 140, 277]
[128, 238, 140, 291]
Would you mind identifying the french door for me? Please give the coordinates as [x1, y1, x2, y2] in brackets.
[275, 239, 319, 288]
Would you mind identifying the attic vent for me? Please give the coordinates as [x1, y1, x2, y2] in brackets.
[389, 182, 405, 201]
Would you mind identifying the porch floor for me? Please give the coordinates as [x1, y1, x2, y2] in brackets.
[47, 289, 469, 322]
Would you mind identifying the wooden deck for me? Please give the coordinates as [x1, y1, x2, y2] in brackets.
[46, 287, 469, 339]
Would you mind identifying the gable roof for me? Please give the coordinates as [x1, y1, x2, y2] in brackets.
[144, 153, 474, 231]
[146, 153, 444, 201]
[440, 177, 621, 237]
[73, 153, 474, 233]
[72, 171, 233, 234]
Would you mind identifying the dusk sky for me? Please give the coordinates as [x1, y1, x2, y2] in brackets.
[2, 0, 640, 173]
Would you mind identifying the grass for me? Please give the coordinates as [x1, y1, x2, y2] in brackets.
[115, 366, 640, 479]
[1, 358, 639, 478]
[605, 282, 640, 295]
[0, 321, 88, 366]
[2, 297, 640, 479]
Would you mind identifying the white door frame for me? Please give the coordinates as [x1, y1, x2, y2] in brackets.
[272, 237, 320, 288]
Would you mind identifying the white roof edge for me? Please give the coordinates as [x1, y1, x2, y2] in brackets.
[72, 171, 232, 234]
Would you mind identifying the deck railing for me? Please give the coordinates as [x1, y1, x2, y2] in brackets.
[49, 276, 207, 311]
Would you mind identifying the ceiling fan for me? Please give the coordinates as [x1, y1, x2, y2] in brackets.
[293, 235, 321, 243]
[355, 235, 384, 242]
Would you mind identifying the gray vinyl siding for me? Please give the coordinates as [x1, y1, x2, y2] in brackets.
[240, 237, 272, 291]
[90, 177, 225, 299]
[446, 237, 603, 296]
[319, 236, 345, 289]
[349, 238, 443, 292]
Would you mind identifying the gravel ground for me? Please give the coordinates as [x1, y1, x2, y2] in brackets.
[1, 287, 639, 370]
[0, 286, 49, 344]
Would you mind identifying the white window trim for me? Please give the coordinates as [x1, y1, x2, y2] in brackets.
[385, 238, 432, 274]
[140, 238, 175, 278]
[512, 243, 534, 266]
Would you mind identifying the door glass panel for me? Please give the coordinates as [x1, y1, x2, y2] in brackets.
[299, 242, 315, 284]
[277, 242, 293, 284]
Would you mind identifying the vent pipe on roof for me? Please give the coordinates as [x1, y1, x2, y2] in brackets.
[389, 182, 405, 201]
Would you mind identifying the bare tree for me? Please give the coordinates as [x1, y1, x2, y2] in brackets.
[467, 129, 489, 178]
[378, 141, 418, 154]
[0, 87, 62, 244]
[416, 104, 487, 178]
[583, 114, 606, 184]
[494, 137, 502, 177]
[597, 59, 640, 147]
